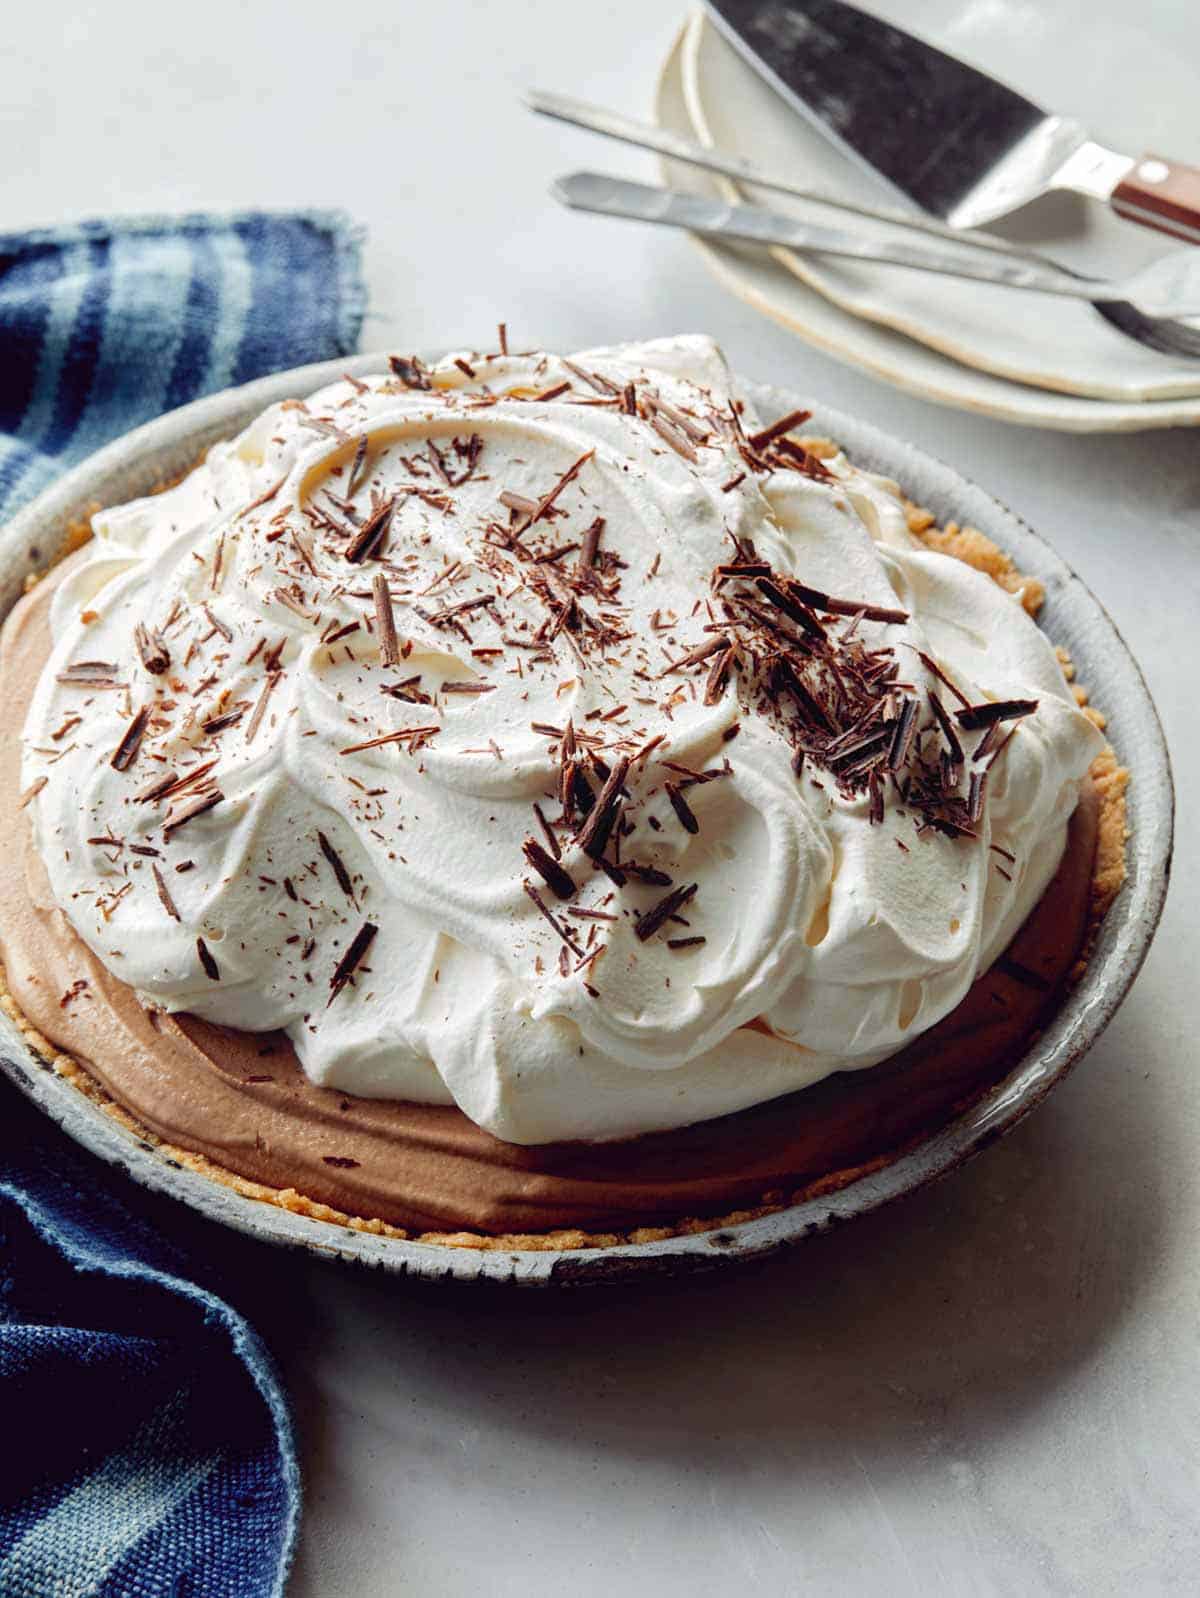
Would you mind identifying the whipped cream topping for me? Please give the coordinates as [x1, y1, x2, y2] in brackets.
[21, 337, 1103, 1143]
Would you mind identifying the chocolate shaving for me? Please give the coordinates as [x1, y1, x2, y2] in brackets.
[344, 496, 396, 563]
[777, 434, 832, 474]
[388, 354, 431, 389]
[986, 725, 1020, 769]
[138, 760, 219, 805]
[578, 517, 604, 571]
[955, 698, 1038, 731]
[650, 394, 708, 444]
[917, 651, 971, 709]
[828, 726, 893, 773]
[421, 594, 495, 629]
[787, 582, 908, 625]
[152, 864, 180, 921]
[667, 936, 706, 950]
[56, 661, 122, 687]
[561, 359, 617, 396]
[235, 475, 285, 520]
[887, 698, 919, 770]
[755, 577, 826, 641]
[322, 1155, 361, 1169]
[972, 720, 1003, 763]
[339, 726, 440, 754]
[623, 862, 673, 886]
[110, 706, 150, 772]
[245, 671, 282, 744]
[774, 656, 835, 733]
[134, 624, 170, 674]
[324, 619, 358, 648]
[928, 692, 965, 766]
[704, 645, 735, 706]
[318, 831, 356, 901]
[19, 776, 48, 809]
[435, 432, 484, 488]
[522, 881, 584, 955]
[300, 416, 350, 442]
[347, 436, 369, 497]
[163, 789, 223, 838]
[664, 782, 699, 835]
[201, 707, 245, 735]
[868, 772, 885, 825]
[714, 561, 771, 580]
[498, 489, 538, 518]
[328, 922, 378, 1004]
[196, 937, 220, 981]
[967, 770, 987, 824]
[649, 412, 699, 463]
[372, 572, 401, 666]
[532, 801, 560, 860]
[591, 856, 624, 887]
[529, 450, 594, 528]
[574, 755, 629, 860]
[667, 635, 728, 674]
[557, 718, 578, 813]
[522, 837, 576, 900]
[381, 677, 432, 705]
[635, 882, 698, 943]
[272, 588, 318, 624]
[747, 408, 812, 450]
[201, 604, 233, 643]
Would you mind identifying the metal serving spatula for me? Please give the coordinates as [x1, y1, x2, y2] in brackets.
[706, 0, 1200, 243]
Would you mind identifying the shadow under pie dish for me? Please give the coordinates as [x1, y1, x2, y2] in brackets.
[0, 338, 1158, 1274]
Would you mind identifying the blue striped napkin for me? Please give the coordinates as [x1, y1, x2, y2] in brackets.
[0, 209, 367, 1595]
[0, 209, 365, 520]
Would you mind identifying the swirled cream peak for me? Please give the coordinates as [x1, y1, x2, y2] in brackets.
[21, 337, 1103, 1143]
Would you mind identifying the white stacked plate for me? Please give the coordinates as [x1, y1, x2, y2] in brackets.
[656, 4, 1200, 431]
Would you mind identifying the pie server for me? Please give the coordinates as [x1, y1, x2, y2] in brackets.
[706, 0, 1200, 243]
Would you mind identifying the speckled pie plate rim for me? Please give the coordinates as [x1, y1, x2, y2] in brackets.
[0, 354, 1174, 1286]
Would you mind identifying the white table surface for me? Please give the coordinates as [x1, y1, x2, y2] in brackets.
[5, 3, 1198, 1593]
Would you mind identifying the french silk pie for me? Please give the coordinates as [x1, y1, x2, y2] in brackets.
[0, 337, 1127, 1248]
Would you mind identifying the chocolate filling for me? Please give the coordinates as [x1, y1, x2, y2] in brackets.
[0, 562, 1099, 1236]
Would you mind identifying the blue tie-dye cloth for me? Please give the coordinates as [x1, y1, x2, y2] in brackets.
[0, 210, 367, 1595]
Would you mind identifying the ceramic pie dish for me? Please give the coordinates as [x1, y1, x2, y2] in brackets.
[0, 352, 1172, 1285]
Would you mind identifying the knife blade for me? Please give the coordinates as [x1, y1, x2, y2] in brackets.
[705, 0, 1200, 243]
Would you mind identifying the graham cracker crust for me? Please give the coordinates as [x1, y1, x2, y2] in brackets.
[0, 464, 1130, 1253]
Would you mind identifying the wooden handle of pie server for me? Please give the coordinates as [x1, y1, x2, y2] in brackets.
[1111, 154, 1200, 244]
